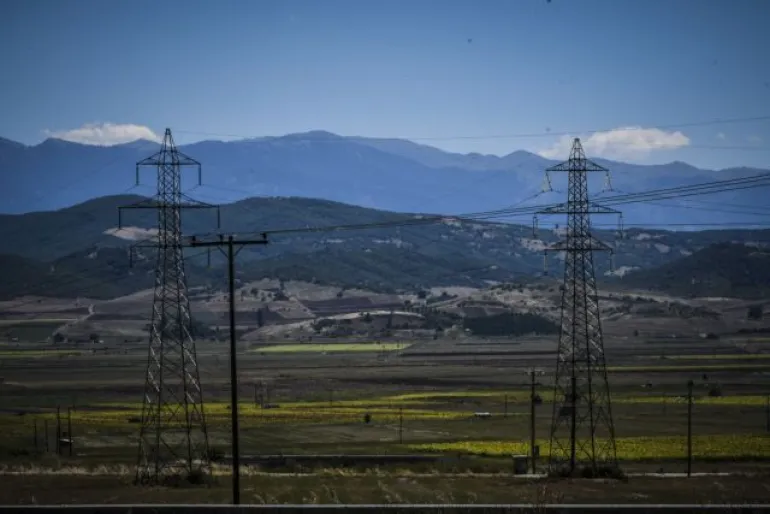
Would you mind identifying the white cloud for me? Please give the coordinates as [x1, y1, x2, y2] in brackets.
[748, 135, 763, 144]
[44, 122, 160, 146]
[716, 132, 726, 140]
[537, 126, 690, 161]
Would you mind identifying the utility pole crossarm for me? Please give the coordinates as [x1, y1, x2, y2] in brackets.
[189, 234, 269, 248]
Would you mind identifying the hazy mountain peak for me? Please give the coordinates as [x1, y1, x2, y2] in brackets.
[0, 136, 26, 149]
[36, 137, 81, 149]
[279, 130, 344, 141]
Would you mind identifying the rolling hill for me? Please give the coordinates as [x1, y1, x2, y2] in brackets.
[618, 242, 770, 299]
[1, 195, 770, 300]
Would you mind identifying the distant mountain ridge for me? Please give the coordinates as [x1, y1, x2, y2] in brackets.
[1, 131, 767, 228]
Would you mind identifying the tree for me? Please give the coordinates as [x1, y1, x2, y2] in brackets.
[748, 304, 764, 320]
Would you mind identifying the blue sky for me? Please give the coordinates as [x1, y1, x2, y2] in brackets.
[1, 0, 769, 169]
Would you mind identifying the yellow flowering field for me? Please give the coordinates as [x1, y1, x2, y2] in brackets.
[410, 434, 770, 460]
[614, 395, 769, 406]
[607, 364, 770, 373]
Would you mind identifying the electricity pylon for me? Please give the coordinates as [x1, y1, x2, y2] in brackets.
[119, 128, 219, 484]
[534, 138, 622, 475]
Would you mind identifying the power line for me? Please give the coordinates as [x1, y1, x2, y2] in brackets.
[5, 164, 770, 313]
[171, 114, 770, 145]
[184, 170, 770, 240]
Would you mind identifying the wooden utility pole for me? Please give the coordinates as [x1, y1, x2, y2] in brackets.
[56, 406, 61, 455]
[527, 368, 543, 474]
[189, 233, 268, 506]
[687, 379, 694, 478]
[67, 406, 73, 457]
[530, 372, 537, 473]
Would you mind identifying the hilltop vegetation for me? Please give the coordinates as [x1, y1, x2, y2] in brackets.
[619, 242, 770, 299]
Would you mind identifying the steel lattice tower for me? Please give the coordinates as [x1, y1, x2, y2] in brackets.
[119, 128, 219, 484]
[534, 138, 622, 475]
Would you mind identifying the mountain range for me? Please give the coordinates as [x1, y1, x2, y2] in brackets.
[2, 193, 770, 300]
[2, 129, 770, 301]
[1, 130, 768, 229]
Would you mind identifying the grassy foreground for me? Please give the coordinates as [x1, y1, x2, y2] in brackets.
[2, 473, 770, 505]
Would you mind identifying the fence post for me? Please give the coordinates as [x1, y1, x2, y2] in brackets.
[687, 380, 693, 478]
[44, 419, 49, 453]
[33, 419, 38, 451]
[399, 407, 404, 444]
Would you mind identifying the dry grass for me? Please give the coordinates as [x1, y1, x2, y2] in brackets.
[2, 473, 770, 505]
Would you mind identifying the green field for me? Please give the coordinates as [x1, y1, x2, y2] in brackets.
[662, 353, 770, 361]
[0, 349, 82, 358]
[252, 342, 412, 353]
[0, 319, 76, 325]
[607, 363, 770, 372]
[0, 320, 68, 342]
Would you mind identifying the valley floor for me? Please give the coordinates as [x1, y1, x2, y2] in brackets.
[3, 312, 770, 505]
